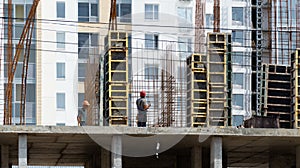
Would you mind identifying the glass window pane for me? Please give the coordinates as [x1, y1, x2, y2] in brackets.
[16, 84, 22, 101]
[232, 115, 244, 126]
[56, 93, 65, 109]
[78, 3, 89, 16]
[145, 4, 152, 19]
[154, 5, 158, 20]
[15, 63, 22, 78]
[15, 24, 24, 38]
[57, 2, 65, 18]
[233, 94, 244, 110]
[14, 103, 20, 117]
[26, 4, 32, 17]
[15, 5, 24, 22]
[232, 7, 244, 25]
[91, 4, 98, 17]
[57, 32, 65, 49]
[78, 93, 85, 108]
[57, 62, 65, 79]
[145, 34, 153, 48]
[56, 123, 65, 126]
[120, 3, 131, 22]
[232, 52, 243, 64]
[78, 33, 89, 47]
[26, 84, 35, 102]
[232, 30, 243, 44]
[91, 33, 98, 47]
[145, 64, 158, 80]
[27, 64, 36, 79]
[78, 47, 89, 59]
[78, 63, 86, 82]
[29, 44, 36, 63]
[233, 73, 244, 88]
[14, 45, 24, 62]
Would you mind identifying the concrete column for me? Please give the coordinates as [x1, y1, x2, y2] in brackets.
[111, 135, 122, 168]
[210, 136, 222, 168]
[101, 148, 110, 168]
[18, 134, 27, 168]
[191, 146, 202, 168]
[1, 145, 9, 168]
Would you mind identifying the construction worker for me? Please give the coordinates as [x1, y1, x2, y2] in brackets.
[77, 100, 90, 126]
[136, 91, 151, 127]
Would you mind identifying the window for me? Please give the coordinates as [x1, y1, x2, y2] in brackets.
[232, 30, 243, 45]
[232, 7, 244, 25]
[233, 94, 243, 110]
[78, 2, 98, 22]
[178, 37, 192, 59]
[78, 63, 86, 82]
[145, 64, 159, 80]
[177, 7, 192, 24]
[145, 34, 158, 49]
[78, 93, 85, 108]
[15, 4, 24, 22]
[233, 73, 244, 89]
[232, 115, 244, 126]
[145, 4, 158, 20]
[117, 2, 131, 22]
[56, 62, 65, 79]
[56, 123, 65, 126]
[56, 2, 65, 18]
[56, 32, 65, 49]
[177, 66, 186, 83]
[232, 52, 243, 64]
[56, 93, 65, 110]
[206, 14, 214, 28]
[78, 33, 99, 59]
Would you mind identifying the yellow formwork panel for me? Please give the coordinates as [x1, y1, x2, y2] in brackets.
[292, 49, 300, 128]
[186, 54, 208, 127]
[104, 31, 129, 126]
[207, 32, 229, 127]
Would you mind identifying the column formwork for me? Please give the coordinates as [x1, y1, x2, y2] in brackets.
[291, 49, 300, 128]
[103, 31, 129, 126]
[186, 54, 208, 127]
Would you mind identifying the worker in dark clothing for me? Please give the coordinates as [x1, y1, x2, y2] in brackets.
[136, 91, 151, 127]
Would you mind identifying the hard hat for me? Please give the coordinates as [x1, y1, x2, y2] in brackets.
[140, 90, 146, 97]
[82, 100, 90, 106]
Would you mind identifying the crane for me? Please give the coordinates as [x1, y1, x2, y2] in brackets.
[4, 0, 40, 125]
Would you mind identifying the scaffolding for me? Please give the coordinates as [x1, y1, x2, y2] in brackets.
[103, 31, 128, 126]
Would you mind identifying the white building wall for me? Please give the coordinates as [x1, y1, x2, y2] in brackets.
[40, 0, 78, 126]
